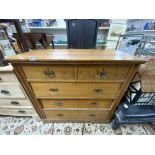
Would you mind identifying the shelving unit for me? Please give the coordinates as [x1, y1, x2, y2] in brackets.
[126, 19, 155, 34]
[27, 19, 110, 49]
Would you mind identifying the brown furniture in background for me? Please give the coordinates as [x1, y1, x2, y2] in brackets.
[0, 19, 29, 52]
[6, 49, 146, 123]
[13, 33, 54, 52]
[0, 49, 8, 66]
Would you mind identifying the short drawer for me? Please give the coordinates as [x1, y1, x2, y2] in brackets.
[0, 107, 36, 116]
[78, 65, 130, 81]
[0, 72, 18, 83]
[31, 82, 121, 99]
[41, 99, 113, 109]
[44, 110, 109, 121]
[0, 84, 26, 99]
[22, 65, 75, 81]
[0, 99, 32, 107]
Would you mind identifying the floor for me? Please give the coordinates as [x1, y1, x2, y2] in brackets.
[0, 116, 154, 135]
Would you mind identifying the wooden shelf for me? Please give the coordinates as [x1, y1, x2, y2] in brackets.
[37, 43, 107, 47]
[96, 44, 107, 47]
[28, 26, 66, 30]
[28, 26, 109, 30]
[126, 30, 155, 34]
[98, 27, 110, 30]
[55, 43, 67, 46]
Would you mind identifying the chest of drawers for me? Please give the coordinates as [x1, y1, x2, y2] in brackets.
[6, 49, 146, 122]
[0, 65, 39, 117]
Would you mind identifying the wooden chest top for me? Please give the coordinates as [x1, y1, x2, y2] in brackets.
[5, 49, 147, 64]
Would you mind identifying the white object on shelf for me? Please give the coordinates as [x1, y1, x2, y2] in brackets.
[106, 41, 118, 49]
[107, 23, 127, 41]
[111, 19, 127, 24]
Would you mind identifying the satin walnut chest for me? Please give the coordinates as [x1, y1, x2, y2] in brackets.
[6, 49, 146, 123]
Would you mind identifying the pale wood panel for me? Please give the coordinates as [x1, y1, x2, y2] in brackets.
[31, 82, 121, 99]
[41, 99, 113, 109]
[5, 49, 147, 64]
[0, 72, 18, 83]
[22, 65, 75, 80]
[0, 65, 13, 72]
[44, 110, 109, 121]
[0, 107, 36, 116]
[0, 84, 26, 99]
[78, 65, 130, 81]
[0, 99, 32, 107]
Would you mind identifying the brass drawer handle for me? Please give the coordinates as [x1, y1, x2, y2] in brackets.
[1, 90, 10, 95]
[11, 101, 20, 105]
[91, 102, 98, 105]
[54, 102, 62, 106]
[89, 114, 96, 117]
[97, 70, 108, 78]
[49, 88, 59, 92]
[93, 88, 103, 93]
[43, 68, 55, 78]
[57, 113, 63, 117]
[18, 110, 26, 114]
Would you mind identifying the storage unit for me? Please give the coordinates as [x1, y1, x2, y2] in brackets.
[0, 65, 39, 118]
[27, 19, 109, 49]
[6, 49, 146, 123]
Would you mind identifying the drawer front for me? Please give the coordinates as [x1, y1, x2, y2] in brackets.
[41, 99, 113, 109]
[31, 82, 121, 99]
[44, 110, 109, 121]
[0, 72, 18, 83]
[22, 65, 75, 81]
[0, 99, 31, 107]
[78, 65, 130, 81]
[0, 85, 26, 98]
[0, 108, 36, 116]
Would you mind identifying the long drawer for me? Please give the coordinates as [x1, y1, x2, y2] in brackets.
[0, 72, 18, 83]
[22, 65, 75, 81]
[44, 110, 109, 121]
[0, 107, 36, 116]
[31, 82, 121, 99]
[0, 99, 32, 107]
[0, 84, 26, 99]
[78, 65, 130, 81]
[41, 99, 113, 109]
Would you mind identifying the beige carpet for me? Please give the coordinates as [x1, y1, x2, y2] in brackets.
[0, 116, 154, 135]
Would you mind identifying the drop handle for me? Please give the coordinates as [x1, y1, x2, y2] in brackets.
[11, 101, 20, 105]
[93, 88, 103, 93]
[89, 114, 96, 117]
[91, 102, 98, 105]
[18, 110, 26, 114]
[43, 68, 55, 78]
[54, 102, 62, 106]
[0, 77, 2, 82]
[49, 88, 59, 92]
[97, 70, 108, 78]
[1, 90, 10, 95]
[57, 113, 63, 117]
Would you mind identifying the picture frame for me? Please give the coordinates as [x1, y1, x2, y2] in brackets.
[107, 23, 127, 41]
